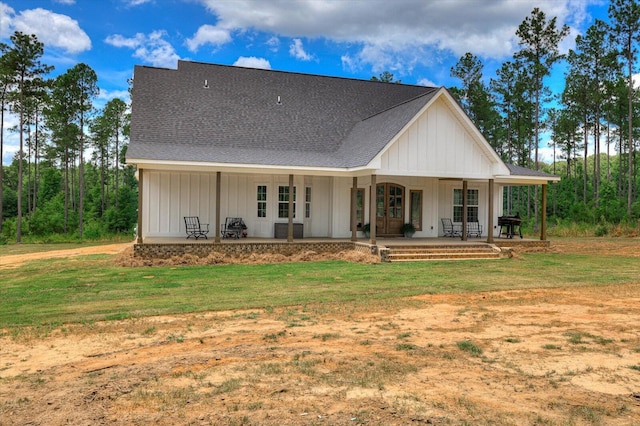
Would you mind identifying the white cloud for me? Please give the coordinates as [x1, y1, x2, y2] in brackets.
[186, 24, 232, 52]
[106, 30, 180, 68]
[126, 0, 153, 5]
[0, 3, 14, 38]
[98, 88, 130, 102]
[233, 56, 271, 69]
[266, 36, 280, 52]
[194, 0, 593, 72]
[11, 7, 91, 53]
[417, 78, 438, 87]
[289, 38, 312, 61]
[54, 0, 76, 4]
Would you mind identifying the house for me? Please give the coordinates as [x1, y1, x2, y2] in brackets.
[126, 60, 559, 246]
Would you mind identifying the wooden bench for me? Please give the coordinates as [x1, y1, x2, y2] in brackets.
[184, 216, 209, 240]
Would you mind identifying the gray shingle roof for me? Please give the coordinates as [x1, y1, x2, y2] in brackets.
[127, 60, 437, 168]
[505, 164, 557, 178]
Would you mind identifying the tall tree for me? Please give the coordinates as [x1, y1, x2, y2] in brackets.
[66, 63, 98, 238]
[608, 0, 640, 216]
[370, 71, 400, 83]
[515, 7, 569, 227]
[103, 98, 128, 208]
[450, 52, 503, 151]
[6, 32, 53, 243]
[0, 42, 14, 233]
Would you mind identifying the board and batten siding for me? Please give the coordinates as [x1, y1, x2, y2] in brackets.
[142, 171, 334, 238]
[379, 97, 496, 178]
[143, 171, 216, 238]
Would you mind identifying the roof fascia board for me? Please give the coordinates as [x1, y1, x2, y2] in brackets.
[495, 175, 561, 185]
[127, 158, 378, 177]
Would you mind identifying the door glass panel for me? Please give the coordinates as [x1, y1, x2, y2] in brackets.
[376, 185, 385, 218]
[390, 185, 403, 218]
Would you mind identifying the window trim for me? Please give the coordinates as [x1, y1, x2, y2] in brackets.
[305, 186, 311, 219]
[257, 185, 267, 218]
[409, 190, 422, 231]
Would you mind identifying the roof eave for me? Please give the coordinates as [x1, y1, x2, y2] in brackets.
[495, 175, 561, 185]
[126, 158, 377, 177]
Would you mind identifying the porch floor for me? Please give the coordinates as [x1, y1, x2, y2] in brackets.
[141, 236, 544, 248]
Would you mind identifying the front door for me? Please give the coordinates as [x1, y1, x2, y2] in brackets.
[376, 183, 405, 236]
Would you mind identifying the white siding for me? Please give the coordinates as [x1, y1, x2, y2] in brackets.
[379, 97, 496, 178]
[142, 171, 334, 238]
[144, 171, 216, 237]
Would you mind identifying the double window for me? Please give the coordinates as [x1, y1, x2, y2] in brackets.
[453, 188, 479, 222]
[278, 185, 296, 218]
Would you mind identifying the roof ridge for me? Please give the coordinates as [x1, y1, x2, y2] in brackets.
[177, 59, 437, 89]
[359, 88, 440, 121]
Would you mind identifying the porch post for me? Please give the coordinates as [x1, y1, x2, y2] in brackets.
[540, 183, 547, 241]
[136, 168, 143, 244]
[369, 174, 376, 245]
[215, 171, 221, 243]
[487, 179, 494, 243]
[351, 176, 358, 242]
[288, 174, 294, 242]
[461, 180, 468, 241]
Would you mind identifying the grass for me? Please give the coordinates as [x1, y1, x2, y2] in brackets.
[2, 246, 640, 328]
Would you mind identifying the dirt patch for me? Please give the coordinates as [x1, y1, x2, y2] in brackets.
[1, 240, 640, 425]
[0, 243, 133, 269]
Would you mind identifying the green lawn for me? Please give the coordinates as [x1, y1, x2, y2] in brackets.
[1, 248, 638, 329]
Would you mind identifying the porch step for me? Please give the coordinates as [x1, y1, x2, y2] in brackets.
[385, 243, 504, 262]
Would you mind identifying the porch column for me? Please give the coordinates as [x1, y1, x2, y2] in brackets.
[351, 177, 358, 242]
[215, 171, 221, 243]
[461, 180, 468, 241]
[487, 179, 494, 243]
[540, 183, 547, 241]
[288, 174, 294, 242]
[369, 174, 376, 245]
[136, 168, 143, 244]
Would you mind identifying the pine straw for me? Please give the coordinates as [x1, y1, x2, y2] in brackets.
[114, 247, 380, 267]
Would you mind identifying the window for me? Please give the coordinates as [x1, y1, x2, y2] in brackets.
[350, 188, 365, 230]
[257, 185, 267, 217]
[410, 190, 422, 231]
[278, 185, 296, 218]
[453, 188, 479, 222]
[305, 187, 311, 218]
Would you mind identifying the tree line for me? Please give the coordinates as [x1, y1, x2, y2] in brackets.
[0, 32, 136, 244]
[446, 1, 640, 229]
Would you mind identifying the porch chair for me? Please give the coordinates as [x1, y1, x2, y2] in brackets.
[184, 216, 209, 240]
[221, 217, 247, 239]
[466, 221, 483, 238]
[441, 218, 461, 237]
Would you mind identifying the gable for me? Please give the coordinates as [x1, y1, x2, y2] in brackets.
[375, 91, 509, 178]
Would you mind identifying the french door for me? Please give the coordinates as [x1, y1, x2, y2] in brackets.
[375, 183, 404, 235]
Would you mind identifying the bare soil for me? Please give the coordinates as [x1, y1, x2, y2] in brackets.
[1, 240, 640, 425]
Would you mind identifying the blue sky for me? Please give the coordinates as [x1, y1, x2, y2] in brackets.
[1, 0, 611, 165]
